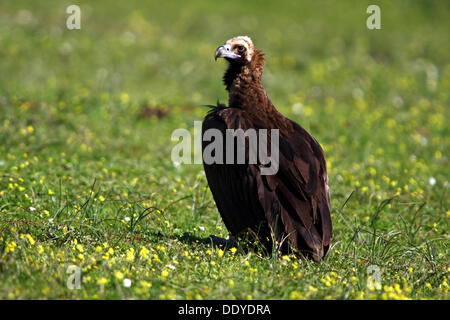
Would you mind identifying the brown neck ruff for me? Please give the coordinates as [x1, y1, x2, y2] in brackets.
[223, 50, 293, 133]
[223, 50, 267, 109]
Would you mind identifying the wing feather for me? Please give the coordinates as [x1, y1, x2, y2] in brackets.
[202, 105, 332, 260]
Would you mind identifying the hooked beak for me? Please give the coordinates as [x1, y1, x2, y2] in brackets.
[214, 44, 241, 61]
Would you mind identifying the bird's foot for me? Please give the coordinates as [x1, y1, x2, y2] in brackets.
[209, 234, 237, 249]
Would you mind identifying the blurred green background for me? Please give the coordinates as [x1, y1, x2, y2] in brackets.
[1, 0, 449, 105]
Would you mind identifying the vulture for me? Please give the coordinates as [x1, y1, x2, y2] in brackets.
[202, 36, 332, 261]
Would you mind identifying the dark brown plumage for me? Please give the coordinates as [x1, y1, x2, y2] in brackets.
[202, 36, 332, 261]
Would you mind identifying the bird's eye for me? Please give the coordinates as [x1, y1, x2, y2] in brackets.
[236, 45, 246, 53]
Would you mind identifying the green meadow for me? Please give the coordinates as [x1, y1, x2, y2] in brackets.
[0, 0, 448, 299]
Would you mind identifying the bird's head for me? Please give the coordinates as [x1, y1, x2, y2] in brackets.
[214, 36, 255, 64]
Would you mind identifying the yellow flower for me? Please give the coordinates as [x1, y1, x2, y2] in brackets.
[290, 290, 303, 299]
[187, 292, 200, 300]
[161, 270, 169, 278]
[114, 271, 124, 280]
[139, 247, 150, 259]
[140, 280, 152, 289]
[25, 234, 35, 246]
[126, 248, 135, 262]
[307, 285, 318, 293]
[6, 241, 17, 253]
[303, 106, 313, 116]
[120, 92, 130, 104]
[76, 244, 84, 253]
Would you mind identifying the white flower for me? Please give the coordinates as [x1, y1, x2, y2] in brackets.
[124, 216, 131, 222]
[123, 278, 132, 288]
[428, 177, 436, 186]
[29, 206, 36, 212]
[48, 218, 54, 223]
[173, 160, 181, 168]
[198, 226, 205, 231]
[352, 88, 364, 100]
[292, 102, 303, 115]
[393, 96, 404, 108]
[167, 264, 176, 270]
[419, 136, 428, 146]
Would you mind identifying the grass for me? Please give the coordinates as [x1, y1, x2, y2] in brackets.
[0, 0, 448, 299]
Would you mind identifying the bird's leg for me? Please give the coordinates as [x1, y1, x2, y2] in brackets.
[209, 234, 237, 248]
